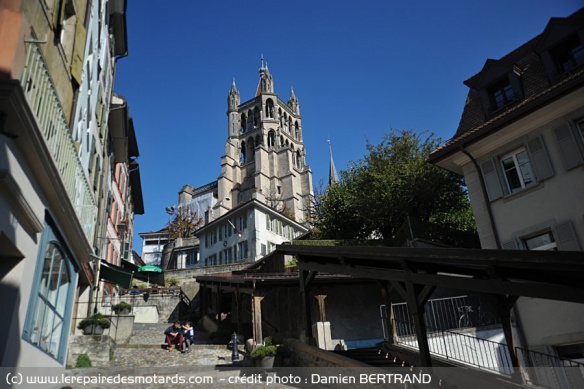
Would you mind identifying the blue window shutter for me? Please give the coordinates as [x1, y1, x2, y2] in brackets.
[527, 135, 554, 181]
[553, 221, 580, 251]
[553, 123, 584, 170]
[480, 159, 503, 201]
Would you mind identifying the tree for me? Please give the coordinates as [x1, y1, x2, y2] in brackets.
[312, 129, 476, 241]
[166, 205, 203, 239]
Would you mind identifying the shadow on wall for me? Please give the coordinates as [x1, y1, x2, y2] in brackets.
[0, 283, 21, 368]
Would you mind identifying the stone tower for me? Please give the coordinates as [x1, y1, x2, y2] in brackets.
[217, 59, 314, 222]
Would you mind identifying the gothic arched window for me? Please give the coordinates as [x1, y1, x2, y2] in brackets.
[266, 99, 274, 118]
[295, 121, 300, 140]
[240, 141, 246, 163]
[253, 107, 260, 128]
[255, 134, 261, 147]
[268, 131, 276, 149]
[241, 113, 247, 132]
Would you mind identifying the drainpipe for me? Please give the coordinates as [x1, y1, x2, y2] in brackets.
[459, 146, 502, 249]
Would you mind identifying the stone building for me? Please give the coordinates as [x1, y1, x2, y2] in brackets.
[215, 59, 314, 222]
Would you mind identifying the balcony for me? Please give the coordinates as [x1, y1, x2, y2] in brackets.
[20, 43, 97, 242]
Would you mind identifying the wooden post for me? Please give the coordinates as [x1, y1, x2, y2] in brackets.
[235, 289, 243, 335]
[252, 293, 264, 346]
[299, 269, 316, 342]
[315, 295, 327, 322]
[406, 281, 432, 367]
[495, 295, 521, 381]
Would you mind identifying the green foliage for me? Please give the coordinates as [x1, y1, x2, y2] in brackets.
[250, 345, 277, 360]
[75, 354, 92, 368]
[312, 129, 476, 241]
[77, 313, 111, 329]
[112, 301, 132, 311]
[166, 277, 180, 286]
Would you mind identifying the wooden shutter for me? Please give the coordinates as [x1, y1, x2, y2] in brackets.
[553, 221, 580, 251]
[526, 135, 554, 181]
[480, 159, 503, 201]
[553, 123, 584, 170]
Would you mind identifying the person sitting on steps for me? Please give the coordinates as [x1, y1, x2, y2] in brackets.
[182, 322, 194, 353]
[164, 321, 184, 353]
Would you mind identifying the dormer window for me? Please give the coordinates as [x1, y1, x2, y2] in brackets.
[550, 35, 584, 74]
[489, 77, 515, 110]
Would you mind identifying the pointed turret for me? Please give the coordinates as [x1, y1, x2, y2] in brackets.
[288, 86, 299, 114]
[328, 139, 339, 185]
[228, 77, 240, 111]
[256, 55, 274, 96]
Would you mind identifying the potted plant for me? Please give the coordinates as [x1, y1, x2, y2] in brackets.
[112, 301, 132, 315]
[77, 313, 111, 335]
[250, 337, 277, 368]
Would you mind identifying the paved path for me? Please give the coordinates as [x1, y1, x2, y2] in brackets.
[64, 323, 298, 388]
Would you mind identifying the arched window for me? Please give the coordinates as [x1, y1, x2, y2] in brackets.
[266, 99, 274, 118]
[295, 121, 300, 140]
[292, 149, 298, 167]
[288, 117, 293, 133]
[283, 114, 288, 132]
[268, 131, 276, 149]
[280, 136, 284, 147]
[240, 141, 246, 163]
[241, 113, 247, 132]
[24, 225, 76, 363]
[253, 107, 260, 128]
[296, 150, 302, 168]
[286, 139, 289, 148]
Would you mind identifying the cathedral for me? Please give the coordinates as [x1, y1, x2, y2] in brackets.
[216, 59, 314, 222]
[152, 60, 314, 269]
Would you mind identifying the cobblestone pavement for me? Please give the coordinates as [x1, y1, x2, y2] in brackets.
[64, 323, 299, 388]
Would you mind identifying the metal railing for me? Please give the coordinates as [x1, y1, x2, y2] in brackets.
[393, 319, 514, 375]
[20, 42, 97, 242]
[517, 347, 584, 389]
[392, 294, 500, 332]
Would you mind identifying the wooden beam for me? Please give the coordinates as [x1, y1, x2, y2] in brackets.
[298, 261, 584, 303]
[405, 282, 432, 367]
[299, 269, 314, 342]
[252, 293, 264, 347]
[315, 295, 327, 322]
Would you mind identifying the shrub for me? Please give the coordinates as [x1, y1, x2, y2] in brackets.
[250, 337, 277, 360]
[112, 301, 132, 312]
[166, 277, 180, 286]
[77, 313, 111, 330]
[75, 354, 92, 368]
[250, 345, 277, 360]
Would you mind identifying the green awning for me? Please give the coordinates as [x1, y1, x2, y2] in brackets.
[100, 260, 133, 289]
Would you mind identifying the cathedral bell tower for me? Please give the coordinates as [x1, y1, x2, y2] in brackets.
[217, 59, 314, 222]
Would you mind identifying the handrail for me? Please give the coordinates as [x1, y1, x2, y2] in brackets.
[516, 346, 584, 389]
[392, 318, 514, 375]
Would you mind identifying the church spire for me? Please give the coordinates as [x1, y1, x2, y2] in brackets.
[328, 139, 339, 185]
[228, 77, 240, 111]
[256, 54, 274, 96]
[288, 86, 299, 114]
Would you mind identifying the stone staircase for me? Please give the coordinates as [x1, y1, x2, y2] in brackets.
[110, 322, 235, 368]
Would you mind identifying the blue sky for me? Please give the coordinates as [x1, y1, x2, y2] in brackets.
[115, 1, 583, 254]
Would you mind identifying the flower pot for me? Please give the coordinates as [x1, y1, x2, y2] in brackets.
[82, 324, 104, 335]
[114, 308, 131, 315]
[254, 356, 275, 368]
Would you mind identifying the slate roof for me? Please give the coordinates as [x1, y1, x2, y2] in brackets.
[429, 7, 584, 163]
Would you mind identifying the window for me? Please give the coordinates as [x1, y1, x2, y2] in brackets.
[237, 213, 247, 232]
[186, 252, 197, 266]
[23, 226, 76, 363]
[523, 231, 557, 251]
[500, 148, 534, 193]
[489, 78, 515, 110]
[551, 35, 584, 74]
[237, 241, 248, 261]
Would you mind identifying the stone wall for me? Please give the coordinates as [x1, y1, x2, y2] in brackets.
[68, 335, 115, 368]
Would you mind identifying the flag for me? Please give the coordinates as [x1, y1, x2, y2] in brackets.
[228, 219, 242, 237]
